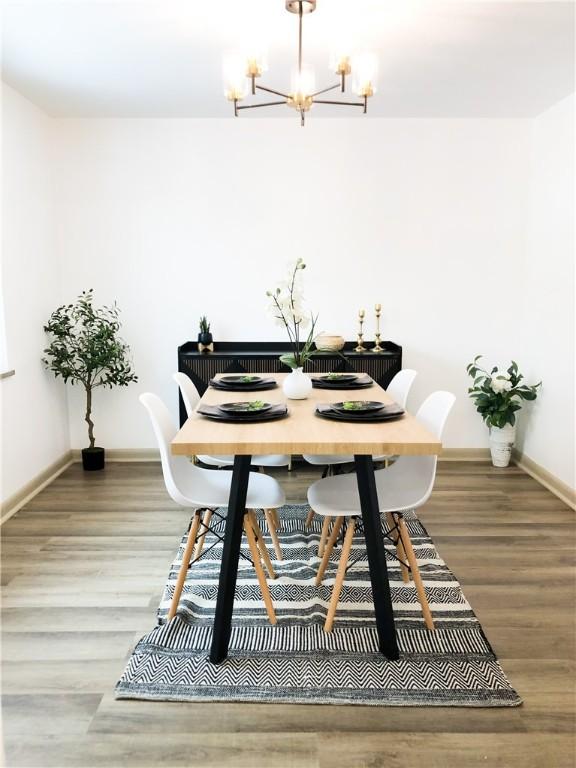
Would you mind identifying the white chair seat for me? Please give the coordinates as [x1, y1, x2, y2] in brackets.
[308, 455, 436, 517]
[172, 455, 285, 509]
[302, 453, 388, 466]
[198, 454, 290, 468]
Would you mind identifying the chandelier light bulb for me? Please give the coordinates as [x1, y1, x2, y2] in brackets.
[352, 51, 378, 97]
[222, 53, 248, 101]
[289, 68, 315, 111]
[245, 45, 268, 78]
[329, 50, 352, 76]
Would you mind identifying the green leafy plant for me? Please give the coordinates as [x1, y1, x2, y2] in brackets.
[266, 258, 318, 369]
[466, 356, 541, 428]
[199, 316, 211, 334]
[43, 289, 137, 449]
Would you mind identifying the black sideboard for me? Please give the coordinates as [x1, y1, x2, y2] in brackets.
[177, 341, 402, 427]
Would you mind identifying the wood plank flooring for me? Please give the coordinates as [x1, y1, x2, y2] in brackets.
[1, 461, 575, 768]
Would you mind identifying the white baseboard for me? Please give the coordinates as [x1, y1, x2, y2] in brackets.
[1, 451, 73, 525]
[70, 448, 160, 462]
[512, 449, 576, 510]
[439, 448, 491, 461]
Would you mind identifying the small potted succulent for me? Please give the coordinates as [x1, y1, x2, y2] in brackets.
[466, 356, 541, 467]
[43, 290, 138, 471]
[198, 316, 213, 348]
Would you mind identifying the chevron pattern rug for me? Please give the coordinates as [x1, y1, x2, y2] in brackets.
[116, 504, 521, 706]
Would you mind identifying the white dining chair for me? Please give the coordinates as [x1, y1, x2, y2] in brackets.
[307, 390, 455, 633]
[302, 368, 418, 534]
[140, 392, 286, 625]
[174, 371, 291, 559]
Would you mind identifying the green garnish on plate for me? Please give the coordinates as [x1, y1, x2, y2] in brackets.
[342, 401, 364, 411]
[248, 400, 265, 411]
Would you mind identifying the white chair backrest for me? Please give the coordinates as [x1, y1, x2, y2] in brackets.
[139, 392, 198, 507]
[416, 390, 456, 440]
[386, 369, 417, 408]
[173, 372, 200, 418]
[387, 391, 455, 509]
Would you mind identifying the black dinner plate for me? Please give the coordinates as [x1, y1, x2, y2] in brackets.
[220, 375, 264, 385]
[318, 373, 359, 384]
[332, 400, 385, 414]
[315, 403, 404, 423]
[312, 376, 373, 390]
[209, 378, 278, 392]
[198, 404, 288, 423]
[218, 401, 273, 414]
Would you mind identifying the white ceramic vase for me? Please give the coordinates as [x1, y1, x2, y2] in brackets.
[283, 367, 312, 400]
[489, 424, 516, 467]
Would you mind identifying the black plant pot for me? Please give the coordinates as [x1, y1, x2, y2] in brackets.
[82, 447, 105, 471]
[198, 332, 213, 346]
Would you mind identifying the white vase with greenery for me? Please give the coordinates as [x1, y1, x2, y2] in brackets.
[267, 258, 317, 400]
[466, 356, 541, 467]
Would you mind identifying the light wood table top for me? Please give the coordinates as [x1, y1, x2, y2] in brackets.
[172, 373, 442, 457]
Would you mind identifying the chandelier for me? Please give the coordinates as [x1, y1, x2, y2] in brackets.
[222, 0, 377, 127]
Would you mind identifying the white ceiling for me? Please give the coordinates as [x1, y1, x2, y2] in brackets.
[1, 0, 574, 117]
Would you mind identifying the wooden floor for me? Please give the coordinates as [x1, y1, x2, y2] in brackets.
[1, 461, 575, 768]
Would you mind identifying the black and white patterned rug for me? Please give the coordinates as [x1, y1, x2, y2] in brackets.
[116, 504, 521, 706]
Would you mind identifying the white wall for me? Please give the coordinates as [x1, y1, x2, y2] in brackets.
[1, 84, 69, 504]
[516, 95, 575, 489]
[53, 118, 532, 452]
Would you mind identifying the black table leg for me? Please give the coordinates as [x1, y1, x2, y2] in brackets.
[209, 454, 252, 664]
[354, 455, 400, 661]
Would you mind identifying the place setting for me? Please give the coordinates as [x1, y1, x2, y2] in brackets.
[311, 372, 374, 390]
[197, 398, 288, 423]
[209, 374, 278, 392]
[315, 399, 405, 423]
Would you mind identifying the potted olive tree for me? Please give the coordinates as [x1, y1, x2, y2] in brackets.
[43, 289, 137, 471]
[466, 356, 541, 467]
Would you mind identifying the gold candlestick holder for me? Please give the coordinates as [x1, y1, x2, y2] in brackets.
[354, 309, 367, 353]
[373, 303, 384, 353]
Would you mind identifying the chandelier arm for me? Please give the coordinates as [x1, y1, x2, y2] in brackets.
[236, 101, 287, 110]
[312, 99, 366, 107]
[255, 84, 290, 99]
[311, 83, 341, 98]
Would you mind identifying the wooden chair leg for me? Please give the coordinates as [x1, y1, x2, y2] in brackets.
[194, 508, 213, 561]
[324, 518, 356, 633]
[305, 508, 315, 529]
[168, 510, 202, 620]
[243, 515, 277, 625]
[247, 511, 276, 579]
[387, 511, 410, 582]
[397, 515, 434, 630]
[315, 516, 344, 586]
[385, 510, 396, 538]
[318, 515, 332, 558]
[264, 509, 283, 561]
[271, 509, 280, 529]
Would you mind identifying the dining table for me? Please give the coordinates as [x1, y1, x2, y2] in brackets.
[171, 372, 442, 664]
